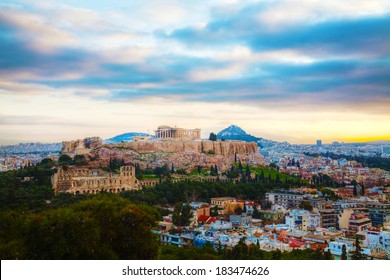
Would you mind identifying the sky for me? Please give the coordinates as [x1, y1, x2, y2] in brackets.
[0, 0, 389, 145]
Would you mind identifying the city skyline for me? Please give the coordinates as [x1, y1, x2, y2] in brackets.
[1, 0, 390, 145]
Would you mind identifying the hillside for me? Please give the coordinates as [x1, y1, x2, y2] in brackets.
[217, 125, 260, 142]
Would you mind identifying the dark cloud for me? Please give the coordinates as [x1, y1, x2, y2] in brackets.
[1, 2, 389, 112]
[168, 6, 390, 57]
[0, 32, 92, 78]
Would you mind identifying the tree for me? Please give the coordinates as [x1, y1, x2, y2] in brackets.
[252, 206, 261, 219]
[341, 244, 347, 260]
[22, 195, 160, 259]
[351, 235, 366, 260]
[299, 201, 313, 211]
[352, 180, 358, 196]
[211, 205, 219, 217]
[39, 158, 54, 168]
[238, 161, 243, 172]
[209, 132, 217, 141]
[135, 163, 143, 179]
[271, 249, 282, 260]
[353, 185, 358, 196]
[323, 249, 333, 260]
[171, 163, 175, 174]
[71, 195, 160, 259]
[210, 205, 219, 217]
[245, 164, 251, 179]
[227, 165, 239, 178]
[58, 154, 73, 166]
[172, 203, 193, 227]
[230, 237, 248, 259]
[25, 208, 102, 259]
[210, 165, 218, 176]
[269, 163, 277, 169]
[154, 164, 170, 178]
[234, 206, 243, 215]
[74, 155, 87, 166]
[260, 170, 265, 182]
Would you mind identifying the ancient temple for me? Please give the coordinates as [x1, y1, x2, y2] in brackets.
[155, 125, 201, 140]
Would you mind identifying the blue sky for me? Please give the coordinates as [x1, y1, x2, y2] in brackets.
[0, 0, 389, 144]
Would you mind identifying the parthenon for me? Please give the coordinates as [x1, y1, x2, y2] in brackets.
[155, 125, 201, 140]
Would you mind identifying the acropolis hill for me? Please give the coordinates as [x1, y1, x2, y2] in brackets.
[61, 125, 265, 172]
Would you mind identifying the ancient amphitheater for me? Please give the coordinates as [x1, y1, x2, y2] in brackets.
[51, 166, 140, 195]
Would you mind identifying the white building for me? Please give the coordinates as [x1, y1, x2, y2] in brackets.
[327, 239, 354, 258]
[361, 227, 390, 253]
[285, 209, 320, 231]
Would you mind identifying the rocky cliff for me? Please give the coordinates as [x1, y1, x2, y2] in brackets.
[62, 137, 102, 157]
[111, 140, 258, 157]
[86, 140, 264, 172]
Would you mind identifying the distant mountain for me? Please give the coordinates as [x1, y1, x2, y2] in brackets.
[216, 125, 261, 143]
[104, 132, 153, 144]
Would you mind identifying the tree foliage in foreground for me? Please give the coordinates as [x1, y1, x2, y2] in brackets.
[159, 239, 333, 260]
[0, 194, 160, 259]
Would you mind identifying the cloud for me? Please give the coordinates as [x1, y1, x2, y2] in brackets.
[0, 7, 78, 53]
[0, 0, 389, 144]
[187, 63, 245, 82]
[143, 2, 187, 25]
[167, 5, 390, 58]
[257, 0, 390, 29]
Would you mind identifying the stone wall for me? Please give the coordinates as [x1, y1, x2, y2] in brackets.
[112, 140, 258, 157]
[62, 137, 102, 157]
[51, 165, 139, 194]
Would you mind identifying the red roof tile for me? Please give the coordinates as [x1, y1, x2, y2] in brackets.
[198, 215, 210, 222]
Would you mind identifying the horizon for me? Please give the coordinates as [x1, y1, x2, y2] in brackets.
[1, 123, 390, 146]
[1, 0, 389, 146]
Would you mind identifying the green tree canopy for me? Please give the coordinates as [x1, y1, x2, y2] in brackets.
[39, 158, 54, 168]
[172, 203, 193, 227]
[299, 201, 313, 211]
[74, 155, 88, 166]
[341, 244, 347, 260]
[350, 235, 366, 260]
[1, 194, 160, 260]
[209, 132, 217, 141]
[58, 154, 73, 166]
